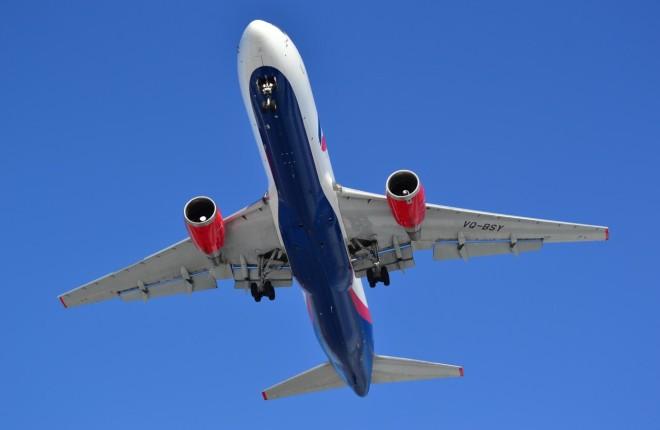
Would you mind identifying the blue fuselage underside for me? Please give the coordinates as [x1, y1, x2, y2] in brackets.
[250, 67, 373, 396]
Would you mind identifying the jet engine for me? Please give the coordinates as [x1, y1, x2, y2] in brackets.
[184, 196, 225, 257]
[386, 170, 426, 240]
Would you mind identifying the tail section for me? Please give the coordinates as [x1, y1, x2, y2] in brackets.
[262, 355, 463, 400]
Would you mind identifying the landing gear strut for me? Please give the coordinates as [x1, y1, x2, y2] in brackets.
[250, 280, 275, 302]
[366, 265, 390, 288]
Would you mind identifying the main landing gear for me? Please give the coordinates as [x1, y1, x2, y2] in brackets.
[257, 76, 277, 112]
[366, 265, 390, 288]
[247, 249, 287, 303]
[250, 280, 275, 302]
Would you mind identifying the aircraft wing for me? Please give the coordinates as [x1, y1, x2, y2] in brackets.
[59, 196, 288, 308]
[336, 185, 608, 277]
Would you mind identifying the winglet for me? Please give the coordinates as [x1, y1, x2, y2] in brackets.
[261, 391, 268, 401]
[605, 228, 609, 241]
[59, 296, 68, 309]
[459, 367, 464, 377]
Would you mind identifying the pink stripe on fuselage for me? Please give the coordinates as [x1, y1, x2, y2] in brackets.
[320, 134, 327, 152]
[349, 288, 372, 323]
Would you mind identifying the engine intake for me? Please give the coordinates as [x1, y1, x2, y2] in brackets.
[184, 196, 225, 257]
[386, 170, 426, 240]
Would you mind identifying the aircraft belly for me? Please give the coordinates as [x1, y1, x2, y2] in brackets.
[248, 66, 352, 294]
[249, 66, 373, 395]
[306, 289, 374, 393]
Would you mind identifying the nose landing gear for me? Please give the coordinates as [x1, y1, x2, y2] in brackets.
[256, 76, 277, 112]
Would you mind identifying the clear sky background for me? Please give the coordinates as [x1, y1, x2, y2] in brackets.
[1, 1, 658, 429]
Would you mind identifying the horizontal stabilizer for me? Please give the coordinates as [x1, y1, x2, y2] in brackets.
[372, 355, 463, 383]
[262, 355, 463, 400]
[261, 362, 344, 400]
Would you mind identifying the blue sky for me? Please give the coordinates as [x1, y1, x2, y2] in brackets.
[1, 1, 658, 428]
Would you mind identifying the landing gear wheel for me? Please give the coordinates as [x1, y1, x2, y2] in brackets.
[250, 282, 258, 298]
[250, 282, 262, 302]
[366, 268, 376, 288]
[380, 266, 390, 286]
[265, 281, 275, 301]
[261, 97, 277, 112]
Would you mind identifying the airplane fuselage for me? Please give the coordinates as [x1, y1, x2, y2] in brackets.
[238, 21, 374, 396]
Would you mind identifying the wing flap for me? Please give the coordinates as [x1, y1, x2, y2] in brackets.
[118, 270, 217, 302]
[433, 238, 543, 261]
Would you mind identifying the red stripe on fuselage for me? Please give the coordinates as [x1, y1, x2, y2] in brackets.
[348, 288, 372, 324]
[305, 292, 315, 321]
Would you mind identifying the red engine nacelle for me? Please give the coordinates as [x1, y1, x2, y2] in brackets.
[184, 196, 225, 257]
[386, 170, 426, 240]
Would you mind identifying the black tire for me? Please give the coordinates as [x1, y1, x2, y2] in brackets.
[381, 266, 390, 286]
[266, 281, 275, 301]
[262, 97, 277, 112]
[250, 282, 263, 302]
[366, 268, 375, 288]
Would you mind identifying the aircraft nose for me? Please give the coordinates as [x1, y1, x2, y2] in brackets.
[242, 20, 269, 42]
[239, 20, 284, 56]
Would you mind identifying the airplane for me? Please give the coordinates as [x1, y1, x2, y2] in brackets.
[59, 20, 608, 400]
